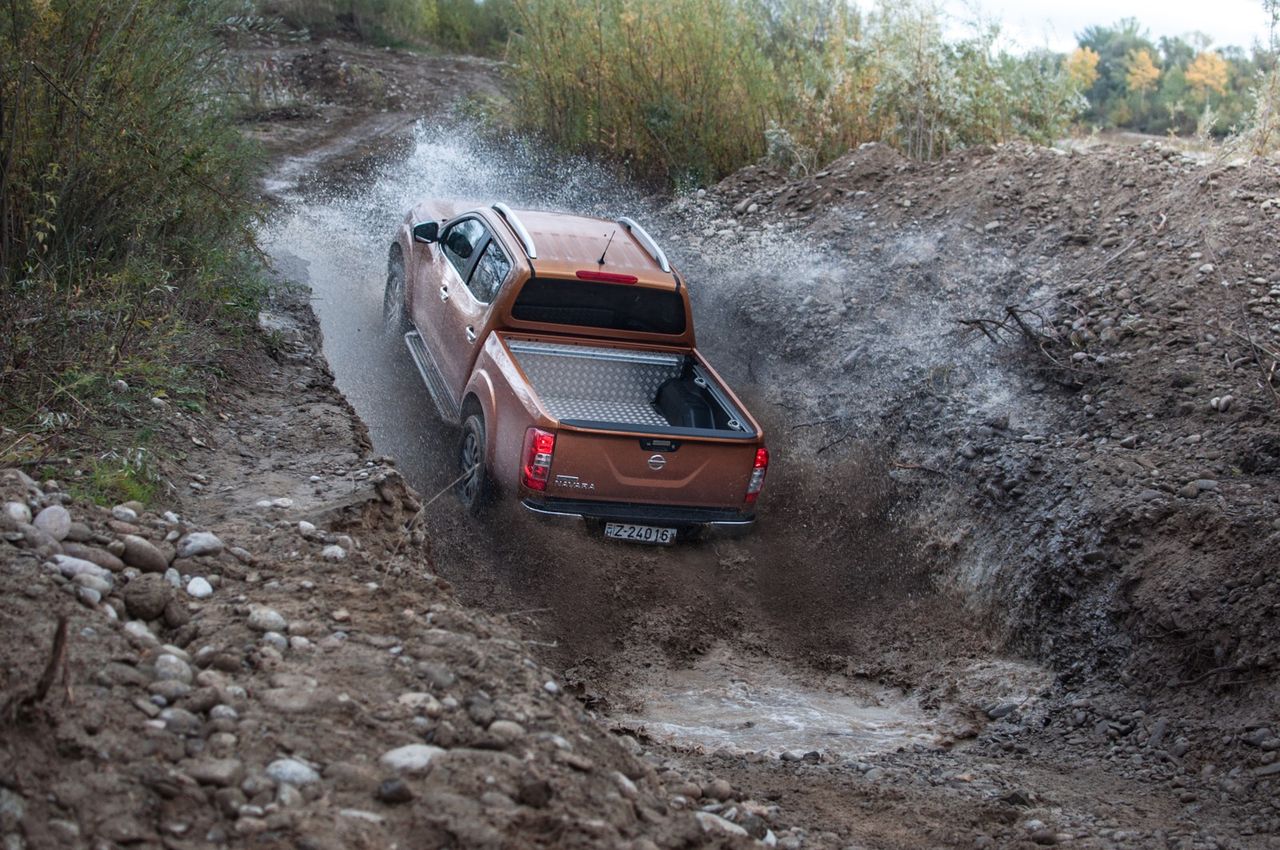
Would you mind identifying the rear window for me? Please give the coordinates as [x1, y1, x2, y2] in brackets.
[510, 278, 687, 335]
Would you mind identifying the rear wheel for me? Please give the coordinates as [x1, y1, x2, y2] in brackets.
[383, 246, 409, 333]
[457, 413, 491, 515]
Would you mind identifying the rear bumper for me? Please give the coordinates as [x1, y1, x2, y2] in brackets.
[520, 497, 756, 537]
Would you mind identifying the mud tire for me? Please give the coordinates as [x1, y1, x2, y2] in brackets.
[383, 245, 410, 334]
[458, 413, 492, 515]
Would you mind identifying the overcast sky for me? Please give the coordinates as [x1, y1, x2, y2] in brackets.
[856, 0, 1272, 53]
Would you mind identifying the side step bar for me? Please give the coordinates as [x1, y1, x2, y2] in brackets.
[404, 330, 461, 425]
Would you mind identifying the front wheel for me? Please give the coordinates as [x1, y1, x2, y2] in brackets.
[457, 413, 492, 515]
[383, 246, 409, 334]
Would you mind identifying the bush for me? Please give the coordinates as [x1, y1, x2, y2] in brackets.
[507, 0, 1086, 187]
[1, 0, 262, 464]
[262, 0, 438, 44]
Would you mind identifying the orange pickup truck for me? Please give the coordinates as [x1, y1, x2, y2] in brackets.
[384, 202, 768, 543]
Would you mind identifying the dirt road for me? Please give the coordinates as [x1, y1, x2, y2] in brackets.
[1, 39, 1277, 850]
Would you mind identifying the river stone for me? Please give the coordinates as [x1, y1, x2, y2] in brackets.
[248, 606, 287, 632]
[176, 531, 223, 559]
[154, 653, 194, 684]
[695, 811, 748, 837]
[18, 523, 60, 553]
[124, 573, 172, 621]
[3, 501, 32, 525]
[61, 542, 125, 572]
[122, 535, 168, 573]
[266, 758, 321, 786]
[33, 505, 71, 540]
[186, 758, 244, 787]
[379, 744, 444, 775]
[52, 554, 110, 580]
[186, 577, 213, 599]
[65, 521, 93, 542]
[111, 505, 138, 523]
[321, 545, 346, 561]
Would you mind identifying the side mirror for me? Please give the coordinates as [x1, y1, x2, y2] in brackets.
[412, 220, 439, 243]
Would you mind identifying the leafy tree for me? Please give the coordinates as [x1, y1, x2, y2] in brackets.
[1186, 51, 1230, 98]
[1125, 49, 1161, 97]
[1066, 47, 1100, 89]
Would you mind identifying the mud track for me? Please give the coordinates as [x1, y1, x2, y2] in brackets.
[1, 39, 1277, 850]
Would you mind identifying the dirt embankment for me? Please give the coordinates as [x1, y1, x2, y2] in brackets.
[0, 282, 754, 850]
[679, 138, 1280, 754]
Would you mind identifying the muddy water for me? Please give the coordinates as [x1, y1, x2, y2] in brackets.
[263, 120, 949, 756]
[617, 645, 936, 757]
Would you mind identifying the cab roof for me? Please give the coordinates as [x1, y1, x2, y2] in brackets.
[490, 207, 679, 289]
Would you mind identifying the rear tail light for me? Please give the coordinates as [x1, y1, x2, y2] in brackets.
[745, 447, 769, 504]
[521, 427, 556, 491]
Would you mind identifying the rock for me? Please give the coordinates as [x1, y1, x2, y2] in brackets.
[65, 522, 93, 542]
[321, 544, 346, 561]
[248, 605, 287, 632]
[376, 777, 415, 804]
[123, 620, 159, 645]
[51, 554, 110, 580]
[111, 505, 139, 522]
[379, 744, 444, 775]
[186, 577, 213, 599]
[76, 586, 101, 607]
[122, 535, 169, 573]
[154, 654, 194, 684]
[124, 573, 172, 620]
[276, 783, 304, 808]
[176, 532, 223, 559]
[186, 758, 244, 787]
[985, 702, 1018, 720]
[60, 543, 125, 572]
[73, 572, 113, 594]
[33, 505, 72, 540]
[3, 501, 32, 525]
[695, 811, 748, 837]
[487, 720, 525, 742]
[266, 758, 321, 786]
[163, 599, 192, 629]
[18, 523, 60, 553]
[704, 778, 733, 801]
[1216, 394, 1234, 412]
[297, 521, 316, 537]
[160, 706, 202, 734]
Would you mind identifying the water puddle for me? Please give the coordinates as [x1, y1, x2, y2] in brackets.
[615, 646, 936, 758]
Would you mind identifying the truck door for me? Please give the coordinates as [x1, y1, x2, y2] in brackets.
[423, 216, 513, 401]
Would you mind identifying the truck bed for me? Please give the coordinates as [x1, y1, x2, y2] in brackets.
[506, 338, 753, 436]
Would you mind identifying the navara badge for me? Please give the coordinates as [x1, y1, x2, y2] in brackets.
[648, 454, 667, 471]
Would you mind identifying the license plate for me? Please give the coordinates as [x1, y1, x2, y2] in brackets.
[604, 523, 677, 545]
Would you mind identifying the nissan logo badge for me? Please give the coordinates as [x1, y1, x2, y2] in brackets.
[648, 454, 666, 471]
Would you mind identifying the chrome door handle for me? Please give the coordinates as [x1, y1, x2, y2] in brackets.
[465, 326, 477, 344]
[439, 286, 449, 302]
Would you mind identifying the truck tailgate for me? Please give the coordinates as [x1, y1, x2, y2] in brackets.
[546, 428, 758, 509]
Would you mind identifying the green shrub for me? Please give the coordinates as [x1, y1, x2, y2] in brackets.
[1, 0, 262, 456]
[262, 0, 438, 44]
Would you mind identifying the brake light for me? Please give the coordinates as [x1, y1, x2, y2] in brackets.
[576, 270, 638, 284]
[745, 447, 769, 504]
[521, 427, 556, 491]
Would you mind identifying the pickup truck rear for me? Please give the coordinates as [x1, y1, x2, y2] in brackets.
[385, 202, 768, 542]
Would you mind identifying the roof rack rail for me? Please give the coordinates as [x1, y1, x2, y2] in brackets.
[617, 217, 671, 274]
[492, 203, 538, 259]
